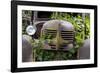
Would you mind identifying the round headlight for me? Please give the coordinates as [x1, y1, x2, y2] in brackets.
[26, 25, 36, 35]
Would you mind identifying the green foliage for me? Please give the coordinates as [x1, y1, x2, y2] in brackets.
[51, 12, 90, 48]
[85, 15, 90, 38]
[22, 10, 32, 34]
[22, 11, 90, 61]
[50, 12, 90, 59]
[32, 34, 76, 61]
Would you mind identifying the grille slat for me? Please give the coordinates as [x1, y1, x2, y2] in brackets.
[46, 29, 57, 31]
[45, 29, 57, 38]
[61, 36, 74, 38]
[46, 30, 57, 34]
[61, 33, 74, 36]
[62, 38, 73, 39]
[61, 31, 74, 43]
[47, 33, 57, 34]
[47, 32, 56, 33]
[44, 30, 74, 49]
[61, 30, 73, 32]
[61, 32, 73, 33]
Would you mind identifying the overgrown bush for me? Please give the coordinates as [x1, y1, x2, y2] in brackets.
[22, 11, 90, 61]
[33, 12, 90, 61]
